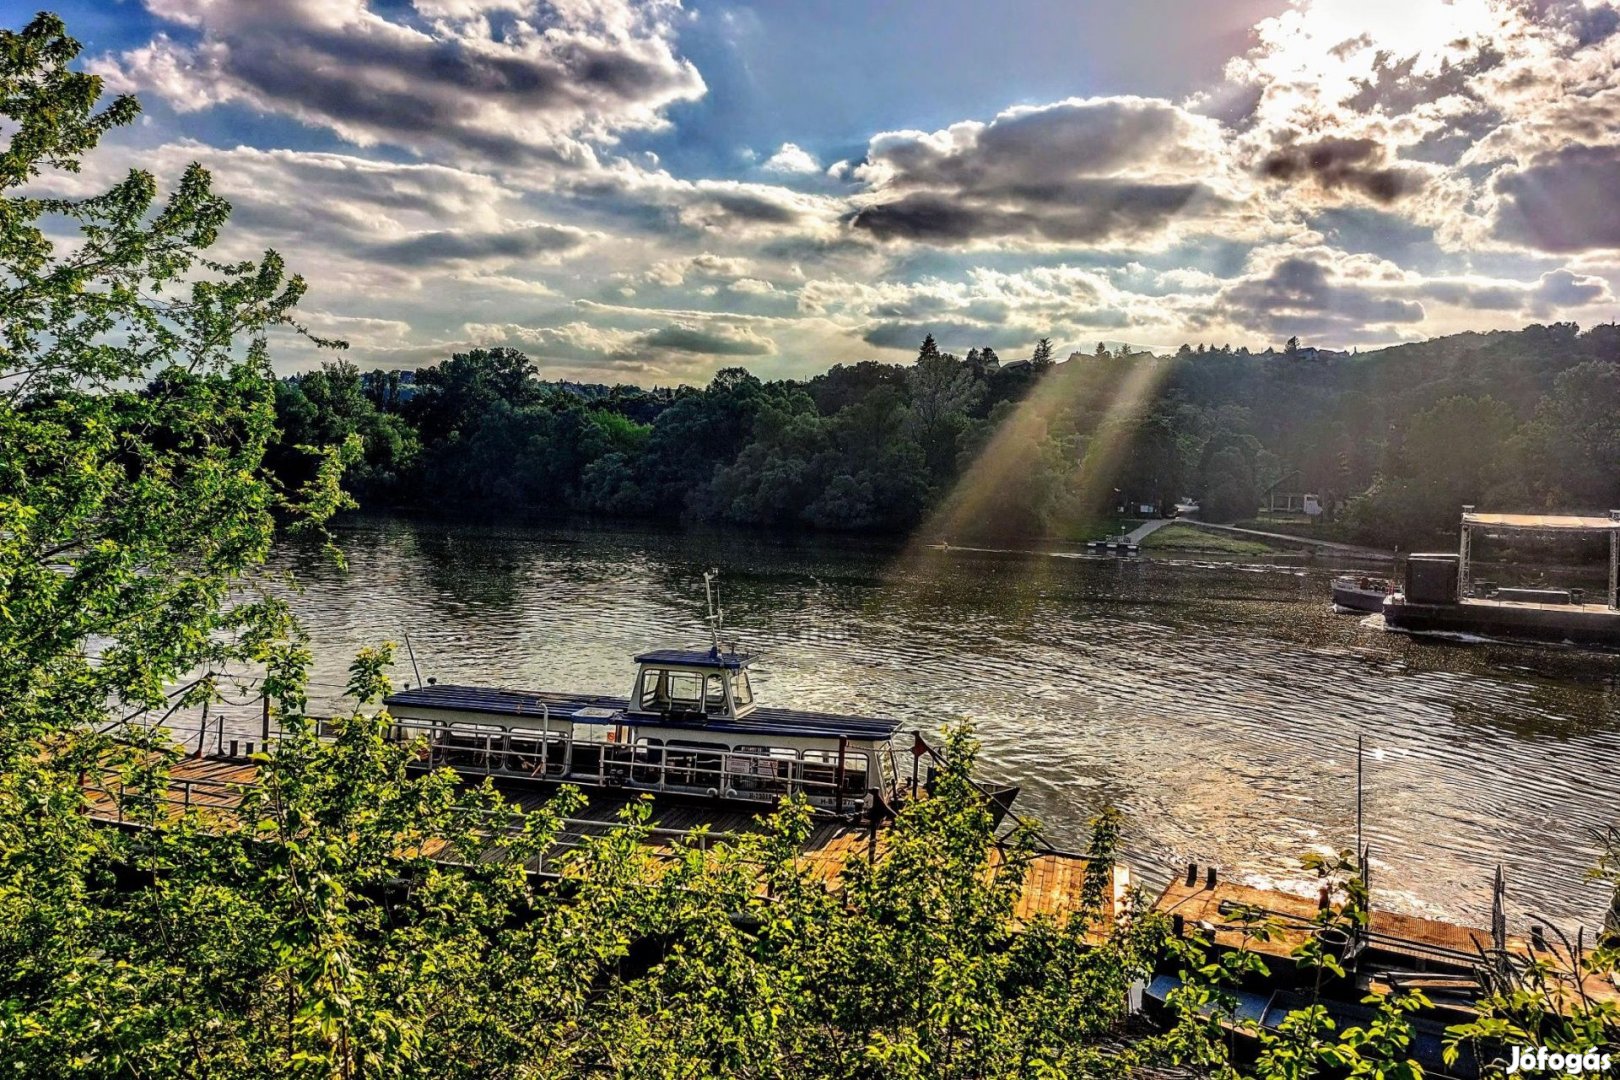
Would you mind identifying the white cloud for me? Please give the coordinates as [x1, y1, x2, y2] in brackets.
[761, 142, 820, 174]
[95, 0, 707, 169]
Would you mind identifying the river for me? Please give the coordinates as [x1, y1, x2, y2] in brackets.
[268, 514, 1620, 932]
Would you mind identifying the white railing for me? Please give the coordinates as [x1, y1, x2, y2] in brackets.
[390, 716, 875, 807]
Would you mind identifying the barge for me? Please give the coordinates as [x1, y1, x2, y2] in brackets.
[1382, 508, 1620, 647]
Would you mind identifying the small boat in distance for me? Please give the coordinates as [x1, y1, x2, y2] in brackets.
[382, 574, 1019, 821]
[1331, 575, 1391, 613]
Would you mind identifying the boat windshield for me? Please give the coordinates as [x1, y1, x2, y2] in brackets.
[730, 671, 753, 709]
[637, 667, 733, 716]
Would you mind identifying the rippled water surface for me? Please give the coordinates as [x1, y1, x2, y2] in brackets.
[271, 515, 1620, 930]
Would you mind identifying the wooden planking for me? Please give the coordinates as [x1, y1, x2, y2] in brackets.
[1152, 874, 1619, 1014]
[80, 752, 1116, 932]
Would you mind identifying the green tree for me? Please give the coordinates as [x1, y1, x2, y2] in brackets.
[0, 12, 344, 745]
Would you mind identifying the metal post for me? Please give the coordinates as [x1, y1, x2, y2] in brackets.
[1609, 511, 1619, 611]
[834, 736, 848, 815]
[1458, 506, 1473, 600]
[196, 701, 210, 757]
[1356, 734, 1364, 864]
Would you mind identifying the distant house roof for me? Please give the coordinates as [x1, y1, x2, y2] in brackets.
[633, 648, 753, 670]
[1462, 511, 1620, 531]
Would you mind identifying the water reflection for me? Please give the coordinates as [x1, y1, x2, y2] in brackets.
[270, 515, 1620, 931]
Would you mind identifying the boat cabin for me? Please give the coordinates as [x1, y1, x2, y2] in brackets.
[381, 647, 905, 815]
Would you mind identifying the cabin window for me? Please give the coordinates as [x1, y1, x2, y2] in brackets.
[505, 730, 569, 776]
[631, 736, 664, 784]
[436, 722, 506, 771]
[705, 673, 727, 712]
[638, 670, 661, 710]
[730, 671, 753, 708]
[728, 744, 797, 793]
[638, 669, 709, 713]
[664, 739, 726, 787]
[666, 671, 706, 712]
[801, 748, 869, 796]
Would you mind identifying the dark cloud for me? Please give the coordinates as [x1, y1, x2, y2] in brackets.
[372, 223, 586, 264]
[1257, 137, 1426, 203]
[101, 0, 705, 166]
[1418, 281, 1522, 310]
[860, 320, 1027, 352]
[640, 325, 773, 355]
[851, 97, 1228, 246]
[851, 182, 1215, 245]
[1218, 255, 1425, 339]
[1342, 44, 1502, 118]
[1492, 145, 1620, 252]
[704, 191, 804, 225]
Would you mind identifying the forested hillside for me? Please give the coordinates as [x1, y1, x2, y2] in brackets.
[272, 325, 1620, 548]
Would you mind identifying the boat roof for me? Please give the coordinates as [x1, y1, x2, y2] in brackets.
[633, 648, 752, 670]
[1462, 511, 1620, 532]
[382, 684, 900, 742]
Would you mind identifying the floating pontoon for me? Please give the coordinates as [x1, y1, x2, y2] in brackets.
[1383, 507, 1620, 646]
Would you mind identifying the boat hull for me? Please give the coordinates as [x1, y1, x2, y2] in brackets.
[1331, 580, 1388, 612]
[1384, 595, 1620, 647]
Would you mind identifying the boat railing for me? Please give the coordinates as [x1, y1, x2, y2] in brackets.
[385, 716, 867, 805]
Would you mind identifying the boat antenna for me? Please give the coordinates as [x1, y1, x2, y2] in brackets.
[403, 631, 424, 689]
[703, 569, 725, 654]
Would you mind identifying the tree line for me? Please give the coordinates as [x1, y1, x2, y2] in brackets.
[272, 326, 1620, 550]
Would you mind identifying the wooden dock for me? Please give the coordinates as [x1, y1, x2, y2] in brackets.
[1153, 870, 1619, 1013]
[82, 751, 1127, 936]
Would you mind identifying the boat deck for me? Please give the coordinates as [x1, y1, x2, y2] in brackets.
[1153, 874, 1618, 1013]
[82, 751, 1126, 936]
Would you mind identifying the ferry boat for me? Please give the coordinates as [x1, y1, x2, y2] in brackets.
[381, 577, 1017, 821]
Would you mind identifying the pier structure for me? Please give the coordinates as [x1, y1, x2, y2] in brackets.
[1456, 507, 1620, 609]
[1153, 866, 1619, 1018]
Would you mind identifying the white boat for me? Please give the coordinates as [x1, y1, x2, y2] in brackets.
[382, 576, 1019, 820]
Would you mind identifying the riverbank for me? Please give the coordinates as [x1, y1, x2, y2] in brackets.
[1139, 523, 1276, 555]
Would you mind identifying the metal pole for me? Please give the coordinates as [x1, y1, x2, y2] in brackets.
[1609, 511, 1619, 610]
[1356, 734, 1364, 864]
[261, 693, 270, 744]
[834, 736, 848, 815]
[1458, 506, 1473, 600]
[404, 631, 424, 688]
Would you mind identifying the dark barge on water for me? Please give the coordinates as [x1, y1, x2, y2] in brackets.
[1383, 507, 1620, 647]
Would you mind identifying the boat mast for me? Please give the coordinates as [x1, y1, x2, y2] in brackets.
[703, 569, 725, 654]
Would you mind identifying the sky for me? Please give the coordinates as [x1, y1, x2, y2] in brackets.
[16, 0, 1620, 383]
